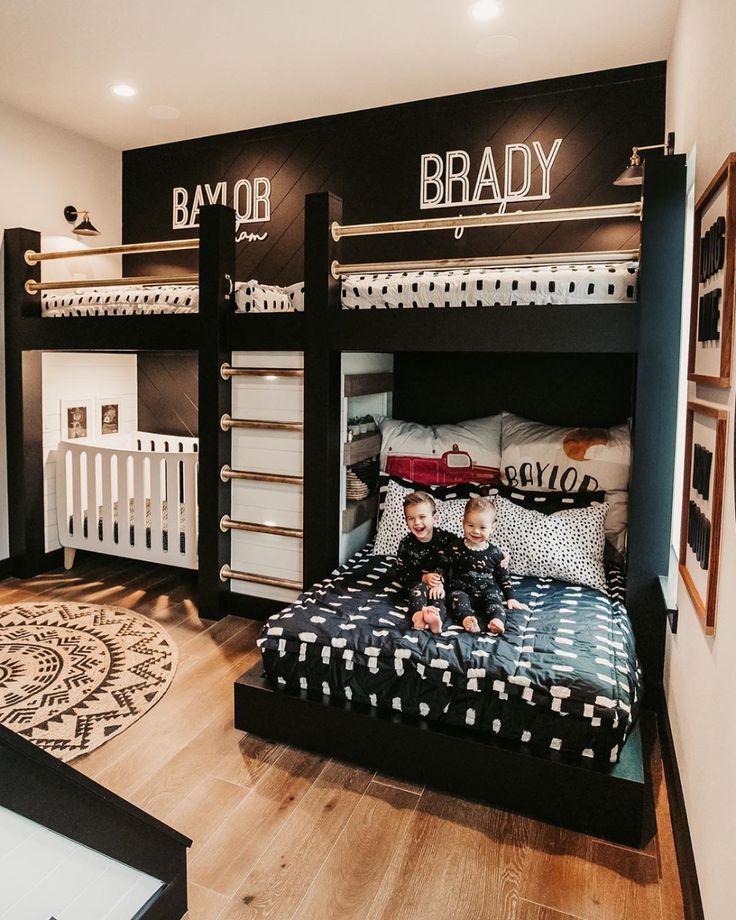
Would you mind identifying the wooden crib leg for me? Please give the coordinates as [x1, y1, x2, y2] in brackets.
[63, 547, 76, 570]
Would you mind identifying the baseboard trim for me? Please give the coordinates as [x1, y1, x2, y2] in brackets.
[657, 686, 705, 920]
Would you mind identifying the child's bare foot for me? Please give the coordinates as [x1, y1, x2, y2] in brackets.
[489, 618, 505, 635]
[422, 606, 442, 634]
[462, 616, 480, 634]
[411, 611, 425, 630]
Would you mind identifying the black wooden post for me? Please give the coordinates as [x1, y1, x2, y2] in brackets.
[197, 205, 235, 619]
[303, 193, 343, 586]
[3, 229, 46, 575]
[627, 154, 687, 699]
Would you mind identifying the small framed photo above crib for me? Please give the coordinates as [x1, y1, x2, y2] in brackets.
[679, 401, 728, 635]
[97, 399, 120, 435]
[61, 399, 93, 440]
[688, 152, 736, 387]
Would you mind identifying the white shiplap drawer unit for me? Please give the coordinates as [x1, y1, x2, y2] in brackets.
[219, 352, 304, 603]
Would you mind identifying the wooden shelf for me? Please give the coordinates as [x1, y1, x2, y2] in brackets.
[342, 493, 378, 533]
[344, 372, 394, 397]
[343, 432, 381, 465]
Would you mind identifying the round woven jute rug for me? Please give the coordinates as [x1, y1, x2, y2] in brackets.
[0, 601, 178, 762]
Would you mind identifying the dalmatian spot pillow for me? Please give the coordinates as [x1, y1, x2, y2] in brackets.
[493, 495, 608, 591]
[372, 479, 467, 556]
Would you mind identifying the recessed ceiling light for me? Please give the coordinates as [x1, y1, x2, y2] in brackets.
[147, 104, 181, 120]
[470, 0, 503, 21]
[111, 84, 137, 98]
[476, 34, 520, 57]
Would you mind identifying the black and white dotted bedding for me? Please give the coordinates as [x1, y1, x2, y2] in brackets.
[340, 264, 639, 310]
[41, 280, 305, 316]
[257, 549, 640, 763]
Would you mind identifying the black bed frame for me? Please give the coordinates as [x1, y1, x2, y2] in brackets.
[3, 155, 686, 846]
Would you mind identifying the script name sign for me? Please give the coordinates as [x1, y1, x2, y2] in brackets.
[172, 178, 271, 242]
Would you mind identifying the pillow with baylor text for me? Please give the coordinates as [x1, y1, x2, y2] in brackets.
[372, 478, 467, 556]
[375, 414, 501, 487]
[500, 411, 630, 565]
[493, 495, 608, 592]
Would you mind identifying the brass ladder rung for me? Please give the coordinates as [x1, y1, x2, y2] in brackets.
[220, 414, 303, 432]
[220, 515, 302, 539]
[220, 465, 303, 486]
[220, 363, 304, 380]
[220, 565, 302, 591]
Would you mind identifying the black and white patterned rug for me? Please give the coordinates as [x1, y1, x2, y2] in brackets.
[0, 602, 178, 761]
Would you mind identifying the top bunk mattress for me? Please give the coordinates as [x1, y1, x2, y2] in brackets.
[340, 263, 639, 309]
[39, 262, 638, 315]
[257, 549, 640, 763]
[41, 280, 305, 316]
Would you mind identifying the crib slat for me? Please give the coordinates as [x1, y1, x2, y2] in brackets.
[101, 451, 114, 547]
[165, 456, 181, 558]
[86, 450, 97, 546]
[71, 448, 83, 542]
[184, 453, 198, 567]
[134, 454, 146, 551]
[117, 452, 131, 552]
[149, 456, 164, 554]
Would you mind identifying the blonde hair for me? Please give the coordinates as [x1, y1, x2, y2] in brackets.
[463, 495, 496, 519]
[403, 490, 436, 513]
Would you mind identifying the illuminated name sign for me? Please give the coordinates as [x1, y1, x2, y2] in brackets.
[420, 139, 563, 210]
[172, 178, 271, 242]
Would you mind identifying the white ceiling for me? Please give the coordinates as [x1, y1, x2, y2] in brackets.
[0, 0, 679, 151]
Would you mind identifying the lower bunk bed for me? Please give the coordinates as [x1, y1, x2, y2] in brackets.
[235, 548, 648, 846]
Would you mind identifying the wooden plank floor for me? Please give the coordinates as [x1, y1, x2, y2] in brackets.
[0, 556, 686, 920]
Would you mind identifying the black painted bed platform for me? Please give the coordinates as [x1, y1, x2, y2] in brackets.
[234, 661, 647, 847]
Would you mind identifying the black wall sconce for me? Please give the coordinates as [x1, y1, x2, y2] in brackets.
[64, 205, 101, 236]
[614, 132, 676, 186]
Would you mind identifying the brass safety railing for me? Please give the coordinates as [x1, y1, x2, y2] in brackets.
[330, 201, 642, 241]
[24, 238, 199, 265]
[25, 274, 198, 295]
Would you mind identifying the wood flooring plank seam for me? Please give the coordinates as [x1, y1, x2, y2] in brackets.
[519, 897, 589, 920]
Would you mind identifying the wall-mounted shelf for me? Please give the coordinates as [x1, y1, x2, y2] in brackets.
[342, 493, 378, 533]
[343, 432, 381, 465]
[344, 372, 394, 397]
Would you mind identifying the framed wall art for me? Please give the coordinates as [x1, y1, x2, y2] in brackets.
[688, 153, 736, 387]
[679, 401, 728, 634]
[61, 399, 94, 440]
[97, 399, 120, 435]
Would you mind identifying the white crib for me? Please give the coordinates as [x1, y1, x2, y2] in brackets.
[56, 431, 199, 570]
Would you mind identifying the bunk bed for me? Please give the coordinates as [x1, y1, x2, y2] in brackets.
[3, 154, 686, 846]
[232, 164, 686, 846]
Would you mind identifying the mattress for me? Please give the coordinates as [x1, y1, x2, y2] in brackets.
[340, 264, 639, 309]
[41, 280, 305, 316]
[69, 498, 188, 552]
[257, 550, 640, 763]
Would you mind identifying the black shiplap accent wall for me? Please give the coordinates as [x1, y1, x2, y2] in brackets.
[137, 352, 198, 437]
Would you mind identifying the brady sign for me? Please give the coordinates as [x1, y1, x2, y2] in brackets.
[420, 139, 563, 210]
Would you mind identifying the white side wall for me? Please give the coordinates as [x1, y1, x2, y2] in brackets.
[43, 353, 138, 552]
[0, 100, 121, 560]
[665, 4, 736, 918]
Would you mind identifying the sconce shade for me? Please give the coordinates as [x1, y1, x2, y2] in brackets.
[73, 215, 101, 236]
[64, 204, 101, 236]
[613, 163, 644, 186]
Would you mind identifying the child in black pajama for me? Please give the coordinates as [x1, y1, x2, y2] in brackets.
[445, 496, 528, 635]
[395, 491, 454, 634]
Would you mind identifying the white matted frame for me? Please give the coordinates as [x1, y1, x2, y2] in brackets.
[96, 398, 120, 435]
[60, 398, 94, 440]
[679, 401, 728, 634]
[688, 153, 736, 387]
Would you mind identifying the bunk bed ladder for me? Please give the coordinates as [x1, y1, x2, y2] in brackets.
[217, 361, 305, 607]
